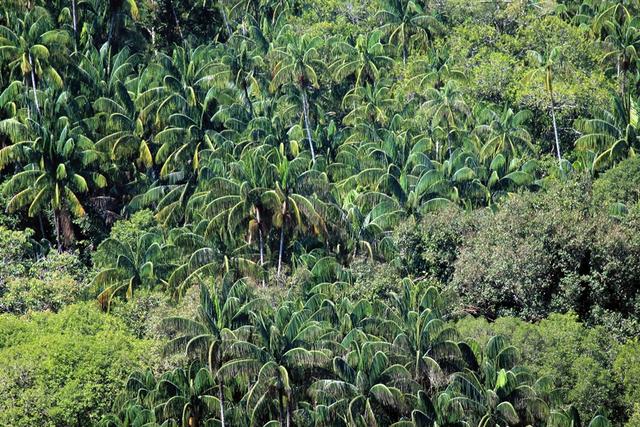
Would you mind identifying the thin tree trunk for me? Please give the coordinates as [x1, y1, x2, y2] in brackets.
[150, 26, 158, 54]
[278, 389, 285, 427]
[277, 200, 287, 277]
[24, 77, 31, 120]
[258, 228, 264, 266]
[221, 7, 232, 38]
[259, 227, 265, 287]
[402, 39, 408, 65]
[617, 55, 621, 79]
[243, 81, 254, 118]
[277, 225, 285, 277]
[286, 395, 291, 427]
[38, 214, 45, 244]
[549, 92, 561, 164]
[301, 89, 316, 163]
[71, 0, 77, 51]
[28, 54, 40, 114]
[107, 13, 116, 74]
[257, 207, 265, 287]
[446, 122, 452, 157]
[54, 209, 62, 253]
[621, 68, 630, 124]
[256, 207, 264, 266]
[218, 381, 225, 427]
[169, 0, 184, 43]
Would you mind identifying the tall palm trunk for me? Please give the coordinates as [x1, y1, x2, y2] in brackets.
[278, 388, 285, 427]
[220, 5, 232, 38]
[277, 199, 287, 277]
[286, 394, 291, 427]
[256, 208, 264, 266]
[549, 91, 561, 164]
[107, 14, 115, 74]
[28, 53, 40, 114]
[37, 214, 45, 243]
[402, 38, 408, 65]
[256, 207, 265, 287]
[243, 80, 254, 118]
[54, 208, 62, 253]
[258, 228, 265, 267]
[301, 89, 316, 163]
[620, 58, 630, 124]
[54, 207, 75, 253]
[218, 381, 225, 427]
[169, 0, 184, 43]
[23, 76, 31, 120]
[71, 0, 78, 50]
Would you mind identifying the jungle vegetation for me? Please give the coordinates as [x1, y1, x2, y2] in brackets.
[1, 0, 640, 426]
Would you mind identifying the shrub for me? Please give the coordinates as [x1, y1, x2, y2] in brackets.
[347, 257, 403, 301]
[0, 252, 87, 314]
[615, 340, 640, 419]
[456, 313, 626, 422]
[449, 181, 640, 331]
[0, 303, 154, 426]
[592, 157, 640, 211]
[0, 226, 33, 282]
[393, 209, 479, 284]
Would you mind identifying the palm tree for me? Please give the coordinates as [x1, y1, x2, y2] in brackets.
[411, 147, 538, 211]
[594, 1, 640, 117]
[154, 366, 220, 427]
[101, 369, 161, 426]
[0, 79, 28, 145]
[94, 79, 152, 169]
[271, 29, 324, 163]
[526, 47, 563, 163]
[128, 170, 198, 226]
[0, 6, 69, 114]
[376, 0, 438, 64]
[474, 105, 534, 159]
[222, 303, 334, 426]
[444, 335, 551, 427]
[331, 30, 393, 88]
[164, 279, 263, 426]
[407, 48, 466, 91]
[574, 95, 638, 169]
[103, 0, 139, 59]
[342, 81, 395, 129]
[341, 196, 401, 261]
[136, 45, 221, 178]
[166, 220, 263, 296]
[385, 281, 462, 390]
[93, 228, 172, 309]
[421, 82, 470, 160]
[310, 340, 415, 426]
[187, 150, 275, 274]
[261, 149, 327, 276]
[0, 106, 106, 251]
[213, 39, 266, 118]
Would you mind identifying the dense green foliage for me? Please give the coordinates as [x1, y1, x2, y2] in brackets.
[457, 314, 627, 422]
[396, 181, 640, 338]
[1, 0, 640, 425]
[0, 303, 153, 426]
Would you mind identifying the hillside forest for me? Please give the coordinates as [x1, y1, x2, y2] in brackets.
[1, 0, 640, 426]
